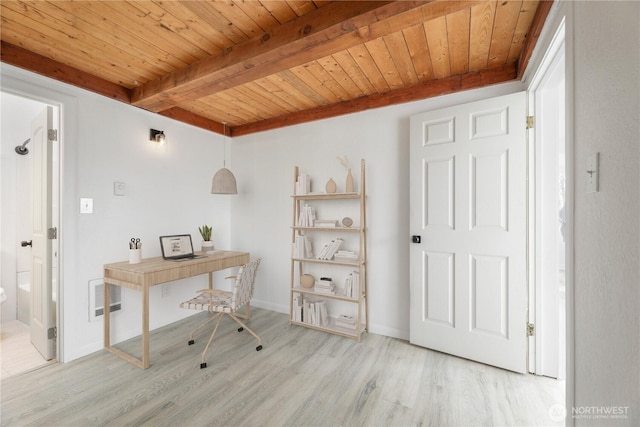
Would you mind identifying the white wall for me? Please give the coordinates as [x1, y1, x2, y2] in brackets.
[231, 81, 524, 338]
[571, 1, 639, 425]
[1, 64, 233, 361]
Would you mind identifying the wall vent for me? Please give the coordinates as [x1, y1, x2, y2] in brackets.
[89, 279, 122, 321]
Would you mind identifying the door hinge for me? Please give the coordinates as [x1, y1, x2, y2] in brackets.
[527, 322, 535, 336]
[48, 129, 58, 141]
[48, 227, 57, 239]
[526, 116, 534, 129]
[48, 326, 57, 340]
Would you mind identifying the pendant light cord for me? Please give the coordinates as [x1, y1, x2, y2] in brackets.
[223, 121, 227, 168]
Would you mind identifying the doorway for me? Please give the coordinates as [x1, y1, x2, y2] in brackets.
[0, 91, 60, 378]
[528, 21, 567, 380]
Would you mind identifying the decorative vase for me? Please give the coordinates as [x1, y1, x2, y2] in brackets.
[201, 241, 215, 252]
[301, 274, 315, 289]
[345, 168, 354, 193]
[325, 178, 337, 193]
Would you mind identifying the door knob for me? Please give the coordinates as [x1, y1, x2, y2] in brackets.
[412, 235, 421, 244]
[21, 240, 32, 247]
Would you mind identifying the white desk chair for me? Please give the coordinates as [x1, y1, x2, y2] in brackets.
[179, 258, 262, 368]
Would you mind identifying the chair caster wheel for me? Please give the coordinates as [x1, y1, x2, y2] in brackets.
[238, 327, 244, 332]
[188, 340, 195, 345]
[200, 363, 207, 369]
[256, 345, 263, 351]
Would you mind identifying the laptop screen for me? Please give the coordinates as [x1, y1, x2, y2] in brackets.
[159, 234, 195, 260]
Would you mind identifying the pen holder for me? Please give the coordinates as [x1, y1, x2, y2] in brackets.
[129, 248, 142, 264]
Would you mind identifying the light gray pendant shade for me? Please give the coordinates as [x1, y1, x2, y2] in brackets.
[211, 121, 238, 195]
[211, 167, 237, 194]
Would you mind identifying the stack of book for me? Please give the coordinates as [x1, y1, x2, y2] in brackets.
[292, 234, 313, 259]
[335, 314, 357, 330]
[344, 271, 360, 298]
[316, 238, 343, 260]
[334, 250, 358, 264]
[295, 173, 311, 195]
[293, 295, 329, 326]
[292, 294, 304, 322]
[314, 219, 338, 228]
[307, 299, 329, 326]
[314, 277, 336, 295]
[297, 204, 316, 227]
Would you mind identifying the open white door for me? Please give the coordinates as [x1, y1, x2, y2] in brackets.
[30, 106, 55, 360]
[409, 92, 527, 373]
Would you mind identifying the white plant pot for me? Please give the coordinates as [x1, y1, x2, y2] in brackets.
[201, 241, 215, 252]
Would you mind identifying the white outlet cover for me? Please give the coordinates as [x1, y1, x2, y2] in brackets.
[114, 181, 126, 196]
[80, 197, 93, 214]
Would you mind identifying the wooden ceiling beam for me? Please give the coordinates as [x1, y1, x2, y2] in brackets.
[132, 0, 485, 112]
[158, 107, 226, 134]
[231, 63, 518, 136]
[517, 0, 554, 79]
[0, 41, 132, 104]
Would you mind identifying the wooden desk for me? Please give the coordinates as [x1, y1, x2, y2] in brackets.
[103, 250, 250, 369]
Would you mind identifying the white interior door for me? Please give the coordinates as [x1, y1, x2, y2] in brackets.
[30, 106, 55, 360]
[409, 92, 527, 373]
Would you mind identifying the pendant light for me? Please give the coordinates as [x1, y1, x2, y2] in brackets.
[211, 121, 238, 194]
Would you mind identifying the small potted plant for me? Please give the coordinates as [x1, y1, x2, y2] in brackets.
[199, 225, 214, 252]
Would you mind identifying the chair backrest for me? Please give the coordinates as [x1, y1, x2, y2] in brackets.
[231, 258, 261, 309]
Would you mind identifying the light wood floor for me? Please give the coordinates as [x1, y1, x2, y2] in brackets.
[0, 309, 564, 426]
[0, 320, 51, 380]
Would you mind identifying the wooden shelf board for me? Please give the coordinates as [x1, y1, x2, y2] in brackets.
[292, 193, 360, 200]
[291, 286, 361, 303]
[291, 257, 361, 267]
[293, 226, 360, 232]
[289, 318, 366, 340]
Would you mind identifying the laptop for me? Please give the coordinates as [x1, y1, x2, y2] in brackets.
[159, 234, 206, 261]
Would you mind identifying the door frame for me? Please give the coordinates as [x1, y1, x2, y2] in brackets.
[523, 1, 575, 422]
[527, 20, 567, 378]
[1, 86, 63, 363]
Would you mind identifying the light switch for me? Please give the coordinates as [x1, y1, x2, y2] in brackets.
[80, 197, 93, 214]
[586, 153, 599, 193]
[114, 181, 126, 196]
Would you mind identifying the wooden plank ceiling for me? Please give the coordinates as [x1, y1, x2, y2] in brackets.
[0, 1, 552, 136]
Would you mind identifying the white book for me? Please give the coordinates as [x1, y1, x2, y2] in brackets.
[336, 314, 356, 324]
[316, 241, 332, 260]
[315, 282, 334, 289]
[297, 204, 315, 227]
[318, 301, 329, 326]
[303, 301, 311, 324]
[296, 174, 311, 195]
[344, 274, 354, 298]
[336, 321, 358, 330]
[293, 295, 304, 322]
[304, 236, 313, 258]
[314, 219, 338, 227]
[324, 238, 344, 260]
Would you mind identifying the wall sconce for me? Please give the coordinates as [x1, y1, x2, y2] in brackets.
[150, 129, 166, 144]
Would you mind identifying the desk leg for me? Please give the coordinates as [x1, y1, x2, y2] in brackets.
[103, 282, 147, 369]
[104, 282, 110, 348]
[208, 272, 214, 290]
[142, 286, 150, 369]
